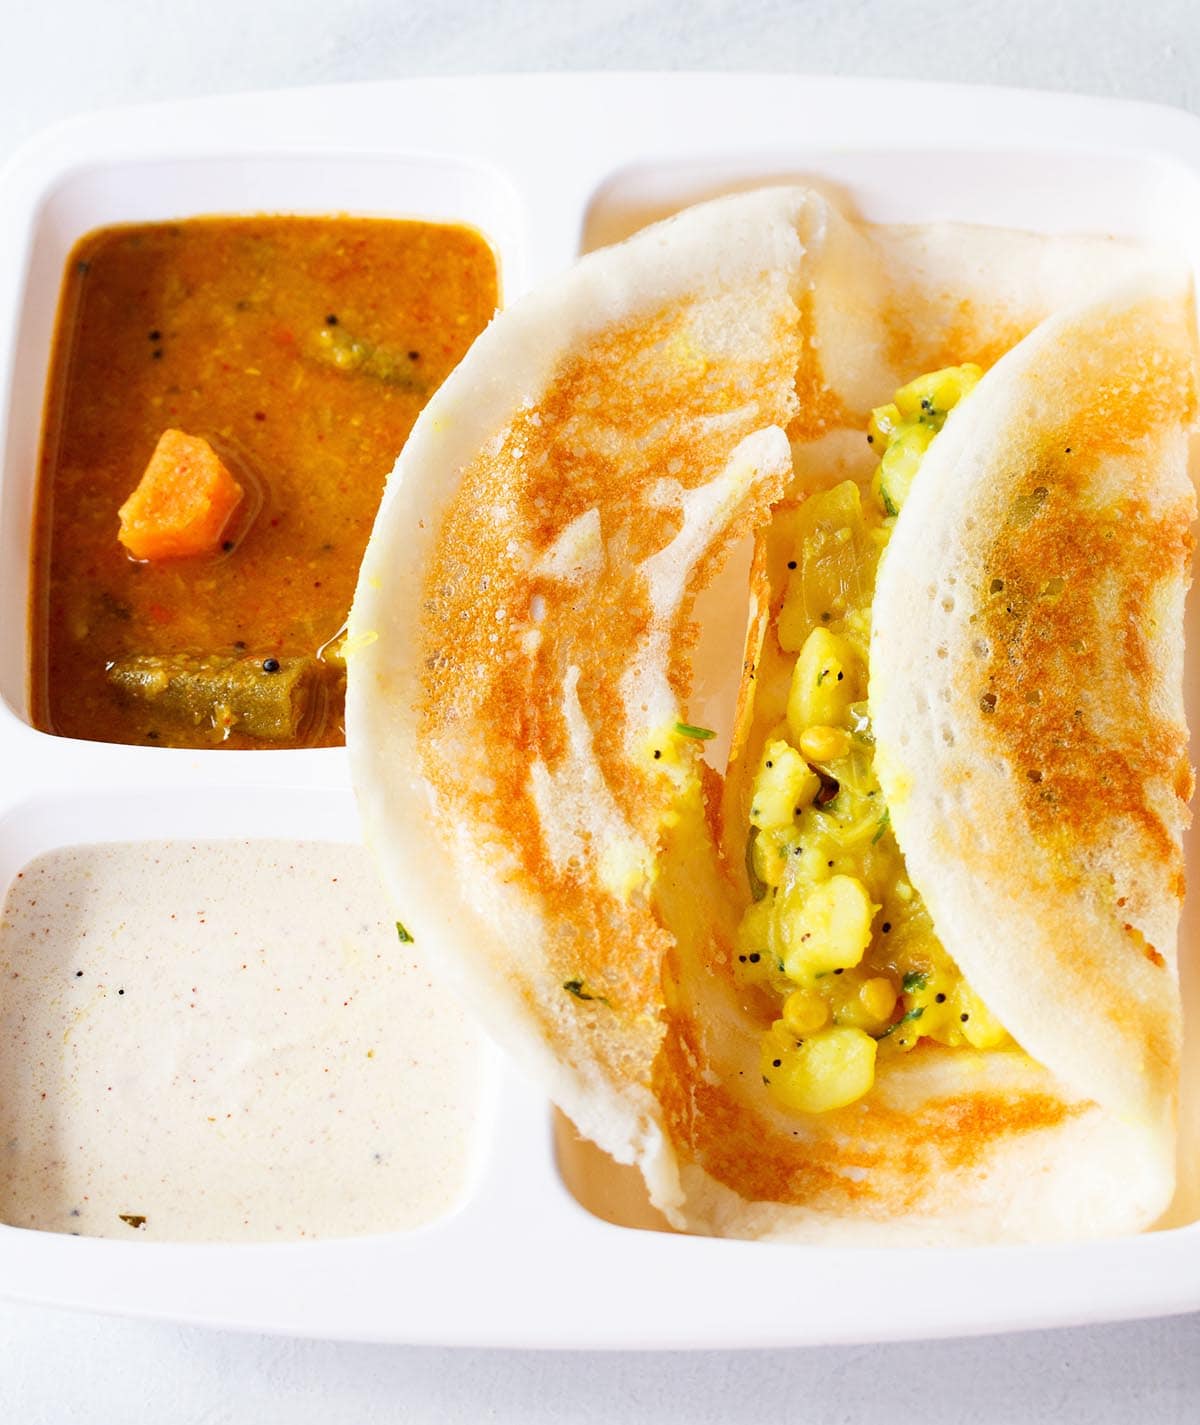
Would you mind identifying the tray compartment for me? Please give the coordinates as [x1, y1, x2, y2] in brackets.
[581, 147, 1200, 249]
[0, 788, 499, 1244]
[0, 152, 527, 735]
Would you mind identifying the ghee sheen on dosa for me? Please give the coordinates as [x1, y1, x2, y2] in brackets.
[346, 188, 1195, 1244]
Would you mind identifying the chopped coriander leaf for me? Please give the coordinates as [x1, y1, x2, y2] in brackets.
[395, 921, 413, 943]
[871, 807, 891, 844]
[902, 970, 928, 993]
[880, 1006, 925, 1038]
[674, 721, 716, 741]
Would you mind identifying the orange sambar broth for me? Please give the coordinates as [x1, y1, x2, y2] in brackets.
[30, 216, 498, 748]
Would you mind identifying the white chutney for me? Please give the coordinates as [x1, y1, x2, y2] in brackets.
[0, 839, 487, 1242]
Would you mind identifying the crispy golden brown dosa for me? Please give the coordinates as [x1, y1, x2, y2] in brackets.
[870, 276, 1196, 1152]
[347, 187, 1194, 1243]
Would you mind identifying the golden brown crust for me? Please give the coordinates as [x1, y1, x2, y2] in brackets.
[982, 492, 1192, 923]
[871, 279, 1195, 1147]
[654, 1007, 1079, 1213]
[975, 324, 1196, 937]
[418, 295, 799, 859]
[415, 270, 805, 1081]
[882, 295, 1030, 383]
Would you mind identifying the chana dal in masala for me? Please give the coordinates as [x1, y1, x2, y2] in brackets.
[348, 187, 1195, 1245]
[31, 216, 498, 747]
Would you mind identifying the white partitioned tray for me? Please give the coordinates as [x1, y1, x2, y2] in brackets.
[1, 73, 1200, 1345]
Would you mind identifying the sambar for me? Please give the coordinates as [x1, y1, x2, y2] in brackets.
[30, 216, 498, 748]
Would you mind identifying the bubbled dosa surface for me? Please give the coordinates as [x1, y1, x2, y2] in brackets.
[871, 276, 1196, 1186]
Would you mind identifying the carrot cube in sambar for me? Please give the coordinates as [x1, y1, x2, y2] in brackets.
[117, 429, 243, 561]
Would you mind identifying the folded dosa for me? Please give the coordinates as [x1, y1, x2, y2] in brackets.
[347, 187, 1195, 1243]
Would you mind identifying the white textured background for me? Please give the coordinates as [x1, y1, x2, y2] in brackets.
[4, 1, 1200, 1420]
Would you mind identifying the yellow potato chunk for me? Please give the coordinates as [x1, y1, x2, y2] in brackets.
[749, 739, 820, 832]
[734, 899, 778, 984]
[763, 1025, 877, 1114]
[867, 402, 901, 445]
[735, 359, 1014, 1092]
[752, 824, 801, 889]
[776, 481, 873, 650]
[781, 874, 876, 980]
[892, 363, 982, 419]
[877, 422, 934, 516]
[874, 364, 983, 516]
[958, 986, 1010, 1049]
[787, 627, 859, 739]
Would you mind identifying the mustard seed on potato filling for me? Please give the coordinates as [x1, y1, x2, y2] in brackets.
[737, 365, 1011, 1115]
